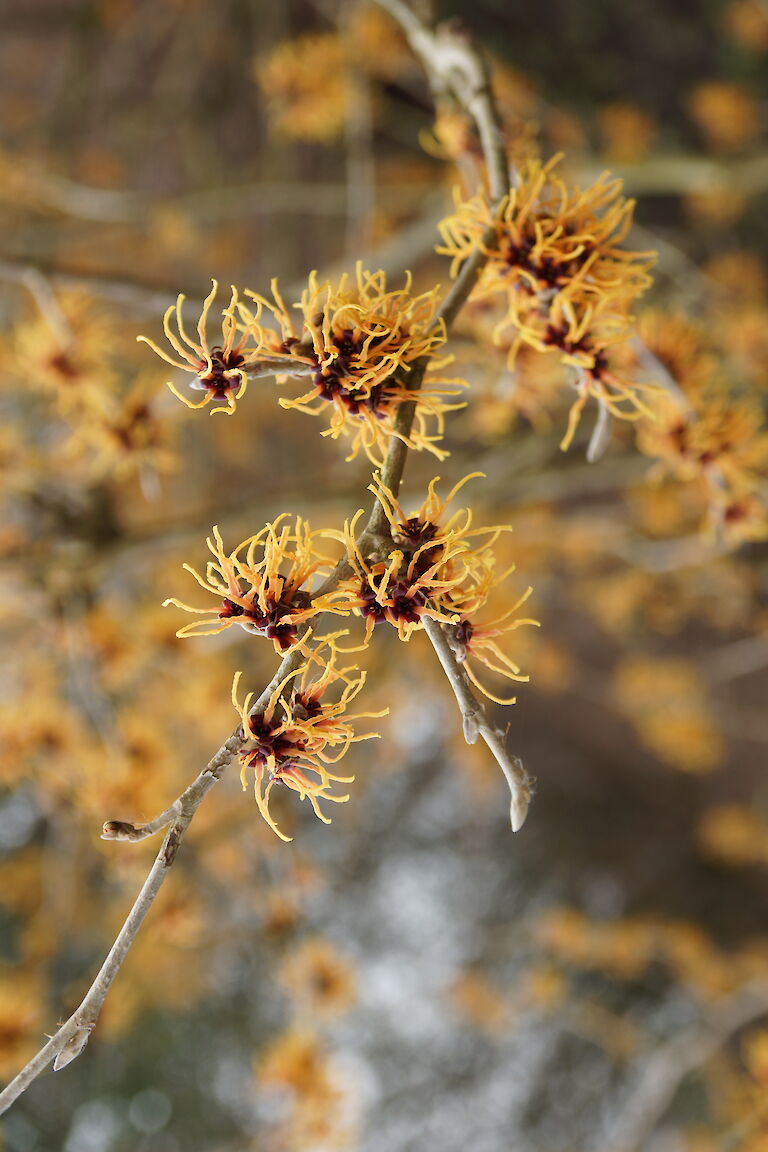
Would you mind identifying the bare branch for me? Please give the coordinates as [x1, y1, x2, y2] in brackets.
[0, 538, 363, 1111]
[422, 617, 533, 832]
[0, 731, 241, 1114]
[604, 982, 768, 1152]
[375, 0, 509, 201]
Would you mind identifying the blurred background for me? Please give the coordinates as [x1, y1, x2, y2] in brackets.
[0, 0, 767, 1149]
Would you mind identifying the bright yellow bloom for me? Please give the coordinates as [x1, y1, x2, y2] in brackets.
[340, 474, 509, 642]
[438, 155, 653, 314]
[163, 517, 352, 653]
[246, 264, 465, 464]
[137, 280, 266, 415]
[232, 646, 386, 841]
[338, 475, 537, 695]
[448, 589, 539, 705]
[437, 156, 655, 450]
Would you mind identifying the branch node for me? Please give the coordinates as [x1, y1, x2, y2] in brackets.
[101, 819, 142, 842]
[52, 1024, 94, 1071]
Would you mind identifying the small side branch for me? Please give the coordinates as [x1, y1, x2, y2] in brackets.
[375, 0, 509, 201]
[0, 723, 244, 1114]
[422, 616, 533, 832]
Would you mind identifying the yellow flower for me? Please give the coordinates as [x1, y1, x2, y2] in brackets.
[613, 656, 723, 773]
[437, 156, 655, 450]
[687, 80, 760, 152]
[698, 804, 768, 867]
[13, 288, 118, 419]
[232, 646, 385, 841]
[137, 280, 267, 415]
[341, 474, 514, 642]
[0, 974, 43, 1079]
[598, 102, 656, 163]
[257, 34, 348, 143]
[636, 310, 718, 398]
[724, 0, 768, 51]
[438, 155, 653, 313]
[448, 589, 539, 705]
[246, 264, 465, 464]
[75, 373, 176, 482]
[638, 392, 768, 493]
[163, 517, 352, 652]
[716, 491, 768, 545]
[279, 937, 356, 1018]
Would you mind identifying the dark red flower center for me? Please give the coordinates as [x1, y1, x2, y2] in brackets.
[219, 588, 311, 650]
[242, 713, 305, 773]
[312, 328, 396, 420]
[197, 346, 246, 399]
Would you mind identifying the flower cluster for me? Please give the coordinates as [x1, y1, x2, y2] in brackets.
[13, 289, 175, 485]
[245, 265, 465, 464]
[636, 390, 768, 543]
[139, 267, 464, 465]
[341, 475, 538, 702]
[437, 155, 656, 449]
[14, 289, 118, 421]
[232, 646, 385, 841]
[163, 516, 352, 652]
[256, 12, 407, 145]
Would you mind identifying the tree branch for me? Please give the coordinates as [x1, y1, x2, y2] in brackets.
[422, 616, 533, 831]
[0, 728, 241, 1114]
[1, 0, 521, 1112]
[603, 982, 768, 1152]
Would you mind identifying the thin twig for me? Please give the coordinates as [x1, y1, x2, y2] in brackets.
[342, 1, 376, 257]
[422, 616, 533, 831]
[375, 0, 509, 201]
[0, 728, 241, 1114]
[366, 0, 511, 536]
[603, 982, 768, 1152]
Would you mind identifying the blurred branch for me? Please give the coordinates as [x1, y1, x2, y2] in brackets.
[0, 191, 449, 317]
[375, 0, 509, 202]
[604, 982, 768, 1152]
[598, 152, 768, 198]
[704, 635, 768, 684]
[0, 256, 181, 314]
[342, 3, 376, 257]
[1, 164, 432, 223]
